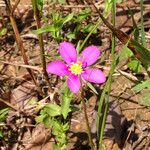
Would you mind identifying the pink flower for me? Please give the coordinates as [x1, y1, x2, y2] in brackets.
[47, 42, 106, 93]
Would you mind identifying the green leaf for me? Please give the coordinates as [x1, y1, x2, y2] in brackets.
[33, 25, 56, 34]
[70, 105, 80, 112]
[128, 60, 142, 73]
[74, 24, 81, 33]
[35, 114, 47, 123]
[116, 0, 124, 3]
[131, 39, 150, 74]
[52, 30, 62, 40]
[63, 13, 74, 25]
[104, 0, 123, 15]
[0, 28, 7, 36]
[48, 0, 56, 3]
[53, 143, 66, 150]
[0, 131, 3, 139]
[52, 120, 62, 134]
[37, 0, 43, 13]
[61, 96, 72, 119]
[61, 86, 73, 119]
[53, 144, 60, 150]
[104, 0, 113, 16]
[44, 104, 61, 117]
[43, 116, 53, 128]
[82, 23, 97, 33]
[62, 122, 69, 131]
[132, 80, 150, 93]
[74, 8, 91, 22]
[67, 32, 76, 40]
[0, 108, 9, 122]
[54, 21, 63, 30]
[119, 45, 133, 61]
[86, 82, 98, 95]
[52, 11, 61, 22]
[58, 0, 65, 3]
[34, 11, 73, 40]
[52, 121, 69, 144]
[139, 93, 150, 106]
[129, 8, 139, 42]
[76, 40, 81, 54]
[60, 82, 68, 94]
[31, 0, 43, 13]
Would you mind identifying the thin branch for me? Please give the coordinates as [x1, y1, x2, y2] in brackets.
[0, 98, 18, 111]
[11, 0, 20, 15]
[4, 0, 44, 96]
[81, 89, 94, 150]
[0, 60, 42, 72]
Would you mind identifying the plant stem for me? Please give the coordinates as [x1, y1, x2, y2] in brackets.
[140, 0, 146, 48]
[80, 0, 112, 52]
[11, 0, 20, 15]
[5, 0, 43, 96]
[0, 98, 18, 111]
[79, 20, 102, 52]
[91, 1, 150, 76]
[81, 89, 94, 150]
[98, 1, 116, 149]
[32, 0, 52, 92]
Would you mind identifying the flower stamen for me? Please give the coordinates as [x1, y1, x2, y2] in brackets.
[69, 61, 83, 75]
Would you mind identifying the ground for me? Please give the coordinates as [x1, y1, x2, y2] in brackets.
[0, 0, 150, 150]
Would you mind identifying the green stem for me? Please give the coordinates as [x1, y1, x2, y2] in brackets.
[32, 0, 52, 92]
[79, 0, 112, 52]
[140, 0, 146, 48]
[79, 20, 102, 52]
[98, 1, 116, 149]
[99, 96, 109, 149]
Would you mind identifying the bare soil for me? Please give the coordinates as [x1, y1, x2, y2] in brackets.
[0, 0, 150, 150]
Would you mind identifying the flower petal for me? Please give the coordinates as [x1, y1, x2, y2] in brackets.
[67, 74, 81, 93]
[81, 68, 106, 84]
[79, 45, 100, 67]
[46, 60, 69, 76]
[59, 42, 77, 64]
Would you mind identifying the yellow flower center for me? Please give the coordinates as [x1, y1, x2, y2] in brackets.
[69, 61, 83, 75]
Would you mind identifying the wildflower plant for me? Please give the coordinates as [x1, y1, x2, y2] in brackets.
[2, 0, 150, 149]
[47, 42, 106, 93]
